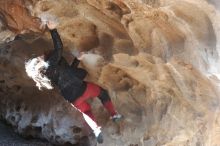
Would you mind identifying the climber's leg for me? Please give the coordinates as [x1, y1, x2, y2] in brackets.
[71, 101, 103, 143]
[73, 101, 95, 121]
[72, 82, 103, 143]
[97, 88, 123, 122]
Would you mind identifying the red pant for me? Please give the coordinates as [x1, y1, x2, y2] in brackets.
[72, 82, 116, 121]
[73, 82, 100, 113]
[73, 83, 101, 120]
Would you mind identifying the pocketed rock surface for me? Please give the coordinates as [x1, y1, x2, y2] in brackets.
[0, 0, 220, 146]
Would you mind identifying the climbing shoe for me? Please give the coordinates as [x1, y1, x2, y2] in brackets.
[111, 113, 123, 122]
[96, 132, 103, 144]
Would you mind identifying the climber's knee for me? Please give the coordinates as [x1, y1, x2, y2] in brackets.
[98, 88, 111, 104]
[74, 102, 91, 113]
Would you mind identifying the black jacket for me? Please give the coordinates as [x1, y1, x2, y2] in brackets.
[45, 29, 87, 102]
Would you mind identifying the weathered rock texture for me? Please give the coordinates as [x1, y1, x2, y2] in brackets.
[0, 0, 220, 146]
[0, 0, 43, 34]
[0, 121, 52, 146]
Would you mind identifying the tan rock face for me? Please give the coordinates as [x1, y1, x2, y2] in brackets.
[0, 0, 43, 34]
[0, 0, 220, 145]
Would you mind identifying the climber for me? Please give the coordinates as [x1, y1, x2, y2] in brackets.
[25, 20, 123, 144]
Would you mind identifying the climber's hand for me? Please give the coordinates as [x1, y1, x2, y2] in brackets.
[46, 20, 58, 30]
[77, 52, 86, 60]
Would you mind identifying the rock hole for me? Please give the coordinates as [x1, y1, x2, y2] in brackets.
[41, 4, 51, 12]
[131, 60, 139, 67]
[15, 105, 21, 111]
[105, 2, 123, 17]
[72, 126, 82, 133]
[0, 80, 5, 83]
[10, 116, 15, 122]
[31, 115, 39, 123]
[15, 85, 21, 91]
[35, 126, 42, 133]
[23, 126, 42, 139]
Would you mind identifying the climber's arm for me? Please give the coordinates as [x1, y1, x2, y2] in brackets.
[71, 57, 80, 68]
[46, 29, 63, 66]
[71, 51, 86, 67]
[44, 20, 63, 67]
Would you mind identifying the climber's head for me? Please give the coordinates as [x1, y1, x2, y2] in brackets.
[25, 56, 53, 90]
